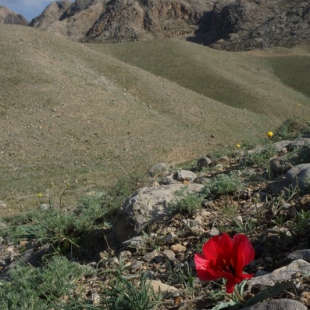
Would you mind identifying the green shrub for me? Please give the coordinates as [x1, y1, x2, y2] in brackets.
[169, 187, 204, 214]
[274, 118, 310, 140]
[203, 173, 243, 197]
[0, 256, 94, 310]
[102, 272, 163, 310]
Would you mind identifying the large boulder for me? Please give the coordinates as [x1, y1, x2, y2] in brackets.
[113, 183, 204, 243]
[269, 164, 310, 195]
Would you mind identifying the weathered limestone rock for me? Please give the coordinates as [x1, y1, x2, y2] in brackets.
[113, 183, 203, 243]
[247, 259, 310, 292]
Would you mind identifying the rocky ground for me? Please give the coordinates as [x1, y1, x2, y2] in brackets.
[2, 123, 310, 309]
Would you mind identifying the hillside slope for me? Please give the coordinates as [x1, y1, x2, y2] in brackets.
[0, 24, 310, 209]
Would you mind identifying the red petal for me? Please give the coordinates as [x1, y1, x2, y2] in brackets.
[202, 233, 233, 263]
[194, 253, 219, 281]
[194, 253, 236, 282]
[232, 234, 255, 275]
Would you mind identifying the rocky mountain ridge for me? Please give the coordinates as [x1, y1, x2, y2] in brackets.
[2, 0, 310, 50]
[0, 6, 28, 26]
[31, 0, 310, 50]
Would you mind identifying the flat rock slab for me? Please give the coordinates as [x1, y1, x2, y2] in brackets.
[242, 298, 307, 310]
[247, 259, 310, 291]
[113, 184, 204, 243]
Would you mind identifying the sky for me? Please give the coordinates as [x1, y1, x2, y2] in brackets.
[0, 0, 66, 22]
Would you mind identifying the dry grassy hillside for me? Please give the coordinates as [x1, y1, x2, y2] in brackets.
[1, 24, 310, 210]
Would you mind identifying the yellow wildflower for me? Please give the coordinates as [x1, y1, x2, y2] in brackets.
[267, 131, 274, 138]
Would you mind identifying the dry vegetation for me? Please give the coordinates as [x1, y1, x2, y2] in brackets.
[1, 24, 310, 212]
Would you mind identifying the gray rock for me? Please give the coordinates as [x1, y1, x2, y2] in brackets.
[273, 140, 292, 152]
[285, 250, 310, 263]
[161, 174, 179, 185]
[270, 157, 293, 175]
[209, 227, 220, 236]
[113, 184, 203, 243]
[122, 236, 146, 249]
[163, 232, 177, 244]
[247, 259, 310, 292]
[242, 299, 307, 310]
[197, 157, 212, 170]
[214, 156, 229, 166]
[288, 138, 310, 151]
[143, 250, 159, 262]
[163, 250, 176, 261]
[269, 164, 310, 195]
[129, 260, 143, 273]
[119, 251, 132, 260]
[146, 279, 178, 294]
[189, 226, 205, 236]
[174, 170, 197, 182]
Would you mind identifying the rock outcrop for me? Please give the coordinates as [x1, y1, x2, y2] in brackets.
[29, 0, 310, 49]
[191, 0, 310, 51]
[0, 6, 28, 25]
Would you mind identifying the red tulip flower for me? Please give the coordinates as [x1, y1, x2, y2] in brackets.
[194, 233, 255, 293]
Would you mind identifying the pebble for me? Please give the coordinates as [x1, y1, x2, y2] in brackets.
[163, 249, 176, 261]
[209, 227, 220, 236]
[119, 251, 132, 260]
[163, 232, 177, 244]
[190, 226, 205, 236]
[171, 244, 186, 253]
[129, 260, 143, 273]
[143, 250, 159, 262]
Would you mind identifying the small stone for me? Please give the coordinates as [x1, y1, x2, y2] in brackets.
[0, 200, 7, 208]
[286, 249, 310, 263]
[92, 293, 100, 306]
[174, 170, 197, 182]
[39, 204, 51, 210]
[129, 260, 143, 273]
[171, 244, 186, 253]
[163, 250, 176, 261]
[143, 250, 159, 262]
[122, 236, 146, 249]
[163, 232, 177, 244]
[215, 156, 229, 166]
[110, 256, 119, 265]
[300, 290, 310, 307]
[146, 279, 178, 294]
[119, 251, 132, 261]
[190, 226, 205, 236]
[209, 227, 220, 236]
[197, 157, 212, 170]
